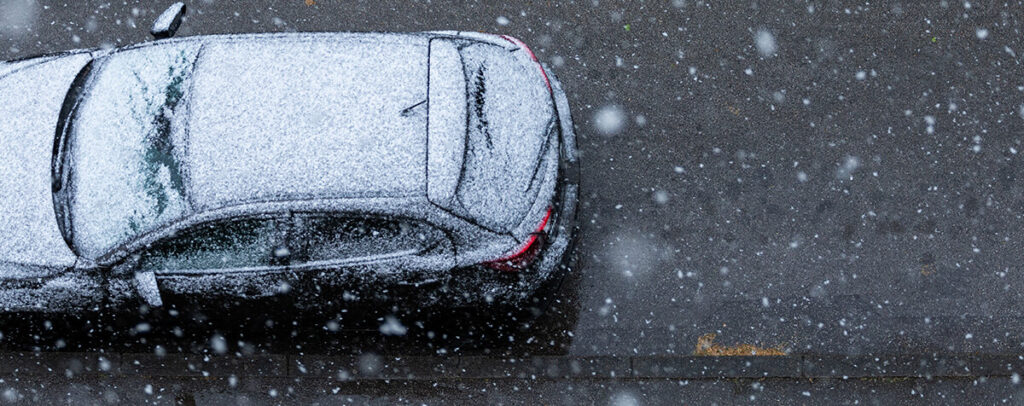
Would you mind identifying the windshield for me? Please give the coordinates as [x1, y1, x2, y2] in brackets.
[62, 42, 201, 259]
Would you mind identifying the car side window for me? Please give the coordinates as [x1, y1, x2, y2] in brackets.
[291, 214, 441, 266]
[137, 217, 287, 273]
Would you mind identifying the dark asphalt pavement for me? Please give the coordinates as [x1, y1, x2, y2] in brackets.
[5, 0, 1024, 403]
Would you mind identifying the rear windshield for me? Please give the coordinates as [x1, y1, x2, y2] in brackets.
[451, 42, 555, 232]
[63, 43, 201, 258]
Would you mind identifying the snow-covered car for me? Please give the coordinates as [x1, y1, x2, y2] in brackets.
[0, 30, 579, 312]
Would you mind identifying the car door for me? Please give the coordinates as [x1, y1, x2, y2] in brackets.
[0, 261, 103, 312]
[115, 214, 291, 306]
[287, 212, 455, 284]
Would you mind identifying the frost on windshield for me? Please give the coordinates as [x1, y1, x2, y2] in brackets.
[69, 43, 200, 258]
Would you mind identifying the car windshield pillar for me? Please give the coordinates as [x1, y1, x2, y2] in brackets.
[51, 59, 95, 255]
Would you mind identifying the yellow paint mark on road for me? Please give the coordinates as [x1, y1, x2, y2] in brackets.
[920, 264, 936, 276]
[694, 333, 786, 356]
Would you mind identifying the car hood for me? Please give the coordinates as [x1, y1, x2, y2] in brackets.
[0, 53, 91, 273]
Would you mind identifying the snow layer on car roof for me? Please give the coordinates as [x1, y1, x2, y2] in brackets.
[185, 34, 429, 209]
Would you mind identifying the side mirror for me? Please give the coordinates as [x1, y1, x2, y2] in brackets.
[151, 2, 187, 39]
[110, 252, 163, 307]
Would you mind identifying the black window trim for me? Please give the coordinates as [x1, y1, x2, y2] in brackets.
[101, 208, 459, 271]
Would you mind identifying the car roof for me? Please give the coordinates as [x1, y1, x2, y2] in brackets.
[184, 34, 431, 208]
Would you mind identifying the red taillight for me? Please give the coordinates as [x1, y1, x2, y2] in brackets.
[483, 207, 552, 272]
[499, 35, 552, 92]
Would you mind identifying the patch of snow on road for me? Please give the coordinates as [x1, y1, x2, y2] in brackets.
[594, 104, 627, 136]
[836, 156, 861, 179]
[605, 233, 671, 280]
[653, 190, 669, 205]
[924, 115, 936, 134]
[754, 29, 777, 57]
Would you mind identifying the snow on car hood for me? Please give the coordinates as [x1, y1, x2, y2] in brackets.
[0, 53, 90, 271]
